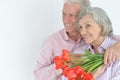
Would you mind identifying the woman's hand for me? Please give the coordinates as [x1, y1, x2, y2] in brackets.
[92, 64, 107, 79]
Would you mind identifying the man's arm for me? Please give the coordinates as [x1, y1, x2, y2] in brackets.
[110, 35, 120, 41]
[34, 38, 62, 80]
[104, 35, 120, 64]
[111, 60, 120, 80]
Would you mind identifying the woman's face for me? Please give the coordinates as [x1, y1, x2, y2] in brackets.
[78, 14, 103, 45]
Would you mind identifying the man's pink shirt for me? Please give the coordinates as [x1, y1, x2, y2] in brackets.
[34, 29, 84, 80]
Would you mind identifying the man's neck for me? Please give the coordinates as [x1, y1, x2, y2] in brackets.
[67, 32, 81, 41]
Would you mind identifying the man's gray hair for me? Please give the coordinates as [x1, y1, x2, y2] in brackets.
[77, 7, 113, 36]
[64, 0, 91, 8]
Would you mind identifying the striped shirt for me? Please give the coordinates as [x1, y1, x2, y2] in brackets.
[75, 36, 120, 80]
[62, 36, 120, 80]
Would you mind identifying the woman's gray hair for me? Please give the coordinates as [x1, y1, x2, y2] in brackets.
[64, 0, 91, 8]
[77, 7, 113, 36]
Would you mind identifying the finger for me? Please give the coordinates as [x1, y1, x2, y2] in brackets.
[102, 64, 108, 71]
[112, 55, 116, 62]
[115, 51, 119, 60]
[114, 51, 119, 61]
[104, 49, 109, 64]
[118, 53, 120, 59]
[108, 50, 113, 64]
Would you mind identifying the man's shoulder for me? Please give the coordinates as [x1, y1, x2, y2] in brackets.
[51, 28, 64, 36]
[45, 29, 65, 41]
[110, 34, 120, 41]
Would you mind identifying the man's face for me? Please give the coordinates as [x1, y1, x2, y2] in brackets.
[62, 3, 81, 33]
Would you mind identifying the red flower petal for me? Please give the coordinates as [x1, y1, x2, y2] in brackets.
[62, 67, 72, 77]
[54, 56, 65, 69]
[74, 66, 84, 75]
[82, 73, 94, 80]
[67, 68, 77, 79]
[62, 49, 71, 61]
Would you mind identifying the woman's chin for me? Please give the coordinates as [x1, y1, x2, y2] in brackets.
[85, 40, 91, 44]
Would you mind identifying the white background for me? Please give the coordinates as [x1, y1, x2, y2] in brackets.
[0, 0, 120, 80]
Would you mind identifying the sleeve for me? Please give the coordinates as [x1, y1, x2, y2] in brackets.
[34, 37, 62, 80]
[110, 35, 120, 41]
[111, 60, 120, 80]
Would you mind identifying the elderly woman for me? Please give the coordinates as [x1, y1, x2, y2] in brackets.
[74, 7, 120, 80]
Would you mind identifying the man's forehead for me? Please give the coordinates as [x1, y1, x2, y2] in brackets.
[64, 3, 81, 8]
[63, 3, 81, 11]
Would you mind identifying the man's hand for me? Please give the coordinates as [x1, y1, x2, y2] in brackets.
[104, 42, 120, 64]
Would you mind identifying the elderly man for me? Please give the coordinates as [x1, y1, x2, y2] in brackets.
[34, 0, 120, 80]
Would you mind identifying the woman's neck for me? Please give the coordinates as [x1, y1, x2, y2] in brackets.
[91, 36, 106, 53]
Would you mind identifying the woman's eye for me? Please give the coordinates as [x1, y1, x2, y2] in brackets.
[78, 25, 82, 30]
[79, 26, 82, 28]
[85, 24, 91, 28]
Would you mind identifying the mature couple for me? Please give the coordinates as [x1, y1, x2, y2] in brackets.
[34, 0, 120, 80]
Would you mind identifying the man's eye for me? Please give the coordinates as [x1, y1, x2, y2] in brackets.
[62, 13, 66, 16]
[70, 14, 73, 16]
[69, 14, 75, 17]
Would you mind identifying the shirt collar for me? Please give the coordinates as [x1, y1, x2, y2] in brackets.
[88, 36, 116, 53]
[62, 28, 82, 43]
[100, 36, 116, 49]
[63, 28, 70, 41]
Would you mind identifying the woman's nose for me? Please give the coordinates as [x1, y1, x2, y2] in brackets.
[80, 28, 87, 35]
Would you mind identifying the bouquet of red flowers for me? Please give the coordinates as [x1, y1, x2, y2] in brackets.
[54, 49, 104, 80]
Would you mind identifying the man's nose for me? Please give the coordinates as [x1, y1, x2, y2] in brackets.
[64, 15, 71, 22]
